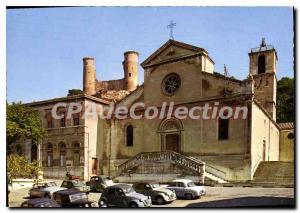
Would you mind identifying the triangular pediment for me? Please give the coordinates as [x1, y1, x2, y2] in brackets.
[141, 39, 209, 68]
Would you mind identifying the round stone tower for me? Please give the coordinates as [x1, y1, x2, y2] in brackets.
[83, 57, 96, 96]
[123, 51, 139, 91]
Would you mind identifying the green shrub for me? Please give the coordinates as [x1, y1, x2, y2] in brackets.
[7, 154, 41, 180]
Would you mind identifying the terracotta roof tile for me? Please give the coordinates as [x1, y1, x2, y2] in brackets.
[278, 122, 294, 130]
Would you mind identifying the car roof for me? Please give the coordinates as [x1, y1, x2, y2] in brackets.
[91, 175, 109, 178]
[53, 189, 84, 195]
[106, 183, 131, 189]
[27, 198, 56, 204]
[172, 179, 192, 183]
[133, 181, 158, 185]
[34, 181, 55, 185]
[63, 179, 82, 183]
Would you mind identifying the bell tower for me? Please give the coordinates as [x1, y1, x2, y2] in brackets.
[249, 38, 278, 120]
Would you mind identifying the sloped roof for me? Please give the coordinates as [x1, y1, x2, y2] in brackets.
[278, 122, 294, 130]
[25, 94, 110, 106]
[141, 39, 213, 68]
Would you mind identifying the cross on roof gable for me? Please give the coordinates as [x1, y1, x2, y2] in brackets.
[141, 39, 212, 68]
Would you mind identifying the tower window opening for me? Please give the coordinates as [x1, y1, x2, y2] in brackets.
[258, 55, 266, 74]
[126, 125, 134, 147]
[218, 117, 229, 140]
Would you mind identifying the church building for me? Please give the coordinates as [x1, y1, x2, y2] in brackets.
[9, 39, 294, 183]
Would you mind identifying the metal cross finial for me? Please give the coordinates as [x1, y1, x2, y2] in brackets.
[224, 64, 228, 77]
[224, 64, 230, 96]
[260, 37, 266, 47]
[167, 20, 176, 40]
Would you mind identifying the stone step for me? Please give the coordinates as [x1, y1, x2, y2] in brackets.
[253, 161, 294, 185]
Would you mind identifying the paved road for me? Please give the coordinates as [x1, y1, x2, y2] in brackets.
[8, 180, 295, 208]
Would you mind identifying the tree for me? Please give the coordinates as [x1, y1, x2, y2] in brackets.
[276, 77, 294, 123]
[6, 102, 46, 145]
[7, 154, 41, 180]
[68, 89, 83, 96]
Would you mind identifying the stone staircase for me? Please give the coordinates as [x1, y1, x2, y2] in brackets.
[252, 161, 294, 186]
[115, 151, 228, 184]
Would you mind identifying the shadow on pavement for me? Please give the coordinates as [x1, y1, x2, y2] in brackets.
[186, 196, 295, 208]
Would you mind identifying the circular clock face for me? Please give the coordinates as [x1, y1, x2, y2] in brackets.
[162, 73, 181, 95]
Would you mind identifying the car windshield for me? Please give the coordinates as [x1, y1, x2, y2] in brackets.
[32, 184, 43, 189]
[150, 183, 160, 188]
[69, 193, 88, 202]
[123, 186, 135, 194]
[72, 180, 84, 187]
[103, 177, 111, 181]
[187, 181, 196, 187]
[46, 182, 57, 187]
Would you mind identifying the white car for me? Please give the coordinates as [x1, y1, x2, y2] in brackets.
[165, 179, 206, 200]
[29, 181, 67, 198]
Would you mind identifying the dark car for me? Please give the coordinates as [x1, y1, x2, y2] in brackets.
[99, 184, 152, 207]
[132, 182, 176, 205]
[21, 198, 61, 208]
[86, 176, 113, 192]
[61, 180, 90, 193]
[52, 189, 98, 207]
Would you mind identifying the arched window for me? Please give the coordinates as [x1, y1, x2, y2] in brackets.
[60, 113, 66, 127]
[47, 143, 53, 167]
[258, 55, 266, 74]
[287, 132, 294, 140]
[73, 142, 80, 166]
[126, 125, 134, 147]
[31, 144, 38, 162]
[59, 142, 66, 167]
[218, 117, 229, 140]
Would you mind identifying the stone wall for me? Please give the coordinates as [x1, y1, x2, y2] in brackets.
[96, 79, 126, 91]
[250, 102, 280, 179]
[279, 129, 294, 162]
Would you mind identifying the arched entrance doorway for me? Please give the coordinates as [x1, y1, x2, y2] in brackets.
[158, 118, 183, 153]
[165, 134, 180, 152]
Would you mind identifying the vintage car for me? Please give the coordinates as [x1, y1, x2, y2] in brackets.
[132, 182, 176, 205]
[86, 176, 114, 192]
[166, 179, 206, 200]
[29, 181, 66, 198]
[52, 189, 98, 207]
[61, 180, 90, 193]
[99, 184, 152, 207]
[21, 198, 61, 208]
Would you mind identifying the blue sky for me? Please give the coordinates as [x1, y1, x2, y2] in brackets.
[7, 7, 294, 103]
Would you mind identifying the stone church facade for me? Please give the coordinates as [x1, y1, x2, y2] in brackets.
[10, 39, 293, 183]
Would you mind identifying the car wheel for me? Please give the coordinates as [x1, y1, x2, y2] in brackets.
[184, 193, 193, 200]
[99, 200, 109, 207]
[156, 196, 165, 205]
[44, 193, 51, 198]
[129, 202, 138, 207]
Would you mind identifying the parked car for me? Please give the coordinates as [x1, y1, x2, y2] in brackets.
[21, 198, 61, 208]
[99, 184, 152, 207]
[166, 179, 206, 200]
[61, 180, 90, 193]
[132, 182, 176, 205]
[86, 176, 113, 192]
[29, 181, 66, 198]
[52, 189, 98, 207]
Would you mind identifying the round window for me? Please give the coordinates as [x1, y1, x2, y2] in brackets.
[162, 73, 181, 95]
